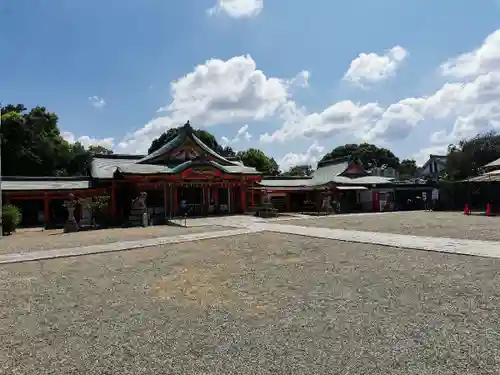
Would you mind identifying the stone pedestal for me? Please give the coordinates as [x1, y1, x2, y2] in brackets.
[128, 192, 149, 227]
[64, 219, 79, 233]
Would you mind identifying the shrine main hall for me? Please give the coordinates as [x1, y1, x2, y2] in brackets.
[1, 122, 262, 227]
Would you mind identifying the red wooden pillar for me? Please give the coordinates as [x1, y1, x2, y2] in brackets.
[228, 185, 233, 213]
[251, 183, 255, 208]
[204, 185, 209, 214]
[111, 181, 117, 217]
[173, 186, 178, 215]
[240, 185, 247, 213]
[43, 193, 50, 228]
[286, 194, 292, 212]
[213, 186, 219, 207]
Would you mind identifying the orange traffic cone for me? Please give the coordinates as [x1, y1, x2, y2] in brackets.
[486, 203, 492, 216]
[464, 204, 470, 215]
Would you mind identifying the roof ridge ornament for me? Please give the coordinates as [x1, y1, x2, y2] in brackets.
[183, 121, 193, 135]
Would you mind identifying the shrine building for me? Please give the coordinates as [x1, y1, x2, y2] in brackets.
[1, 121, 435, 229]
[1, 122, 262, 228]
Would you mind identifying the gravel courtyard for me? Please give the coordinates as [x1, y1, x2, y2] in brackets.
[0, 225, 232, 254]
[2, 232, 500, 374]
[291, 211, 500, 241]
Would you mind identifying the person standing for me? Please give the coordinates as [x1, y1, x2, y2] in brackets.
[180, 198, 187, 216]
[422, 192, 429, 211]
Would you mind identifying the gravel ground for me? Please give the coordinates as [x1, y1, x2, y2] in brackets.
[290, 211, 500, 241]
[0, 225, 231, 254]
[1, 233, 500, 374]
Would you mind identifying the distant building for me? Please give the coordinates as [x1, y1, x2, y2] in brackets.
[419, 154, 447, 180]
[481, 157, 500, 172]
[258, 157, 396, 212]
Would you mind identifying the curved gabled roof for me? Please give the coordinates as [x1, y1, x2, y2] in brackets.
[137, 122, 235, 166]
[90, 122, 260, 178]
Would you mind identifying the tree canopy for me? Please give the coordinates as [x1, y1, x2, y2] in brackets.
[445, 131, 500, 180]
[320, 143, 400, 170]
[148, 127, 235, 157]
[398, 159, 418, 179]
[282, 165, 313, 177]
[1, 104, 112, 177]
[236, 148, 281, 176]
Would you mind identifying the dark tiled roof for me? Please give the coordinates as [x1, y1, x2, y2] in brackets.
[90, 123, 260, 177]
[91, 155, 143, 179]
[259, 161, 394, 188]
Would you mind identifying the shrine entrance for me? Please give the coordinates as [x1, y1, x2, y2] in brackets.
[178, 185, 204, 215]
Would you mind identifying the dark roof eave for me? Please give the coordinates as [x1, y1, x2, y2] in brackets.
[3, 176, 91, 181]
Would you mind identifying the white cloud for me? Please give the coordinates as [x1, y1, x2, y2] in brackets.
[343, 46, 407, 87]
[260, 100, 384, 143]
[117, 55, 302, 154]
[207, 0, 263, 18]
[279, 141, 325, 171]
[263, 28, 500, 156]
[221, 124, 253, 146]
[440, 30, 500, 79]
[62, 131, 114, 150]
[73, 28, 500, 167]
[88, 96, 105, 108]
[290, 70, 310, 88]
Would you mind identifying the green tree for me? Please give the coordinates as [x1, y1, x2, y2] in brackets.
[89, 145, 113, 155]
[236, 148, 280, 176]
[1, 104, 111, 177]
[446, 131, 500, 180]
[1, 105, 72, 176]
[148, 126, 235, 157]
[398, 159, 418, 179]
[282, 165, 313, 176]
[320, 143, 400, 170]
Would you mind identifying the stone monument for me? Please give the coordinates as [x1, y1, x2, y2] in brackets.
[321, 195, 333, 214]
[63, 194, 79, 233]
[128, 192, 148, 227]
[256, 190, 276, 217]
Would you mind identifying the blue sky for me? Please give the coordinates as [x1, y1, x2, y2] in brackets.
[2, 0, 500, 170]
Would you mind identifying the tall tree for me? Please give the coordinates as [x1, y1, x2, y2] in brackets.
[0, 104, 110, 177]
[236, 148, 280, 176]
[398, 159, 418, 179]
[320, 143, 400, 169]
[446, 131, 500, 180]
[282, 165, 313, 177]
[1, 105, 73, 176]
[148, 126, 235, 157]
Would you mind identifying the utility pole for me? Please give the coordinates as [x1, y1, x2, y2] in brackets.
[0, 102, 3, 237]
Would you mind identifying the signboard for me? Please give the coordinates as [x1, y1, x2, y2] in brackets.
[181, 167, 222, 179]
[432, 188, 439, 200]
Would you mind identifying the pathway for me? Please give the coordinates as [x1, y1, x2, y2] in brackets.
[3, 212, 500, 264]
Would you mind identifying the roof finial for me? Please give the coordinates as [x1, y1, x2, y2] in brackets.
[183, 121, 193, 134]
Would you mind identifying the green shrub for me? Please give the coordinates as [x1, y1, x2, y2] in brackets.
[2, 204, 21, 235]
